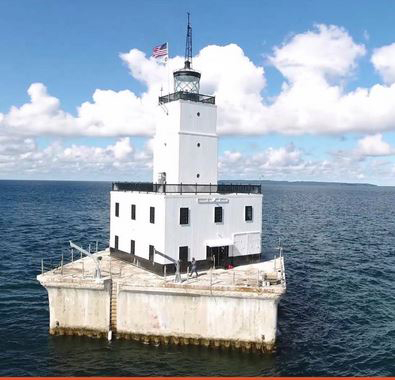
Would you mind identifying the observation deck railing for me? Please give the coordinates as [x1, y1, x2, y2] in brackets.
[112, 182, 261, 195]
[159, 91, 215, 105]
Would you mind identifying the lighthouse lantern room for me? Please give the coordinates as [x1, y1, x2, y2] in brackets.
[110, 16, 263, 274]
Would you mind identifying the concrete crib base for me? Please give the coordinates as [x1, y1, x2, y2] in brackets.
[38, 253, 285, 355]
[49, 326, 275, 353]
[116, 331, 276, 353]
[50, 326, 108, 339]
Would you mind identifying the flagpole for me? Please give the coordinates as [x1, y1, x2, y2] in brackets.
[167, 42, 171, 99]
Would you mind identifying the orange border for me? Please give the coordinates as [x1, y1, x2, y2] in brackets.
[2, 378, 395, 379]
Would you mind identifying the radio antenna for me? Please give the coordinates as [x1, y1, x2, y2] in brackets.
[184, 12, 192, 69]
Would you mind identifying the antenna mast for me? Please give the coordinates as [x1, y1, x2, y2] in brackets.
[172, 12, 201, 94]
[184, 12, 192, 68]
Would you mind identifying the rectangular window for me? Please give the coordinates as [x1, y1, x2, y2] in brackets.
[179, 246, 188, 262]
[131, 204, 136, 220]
[130, 239, 135, 255]
[179, 207, 189, 225]
[149, 245, 155, 262]
[115, 202, 119, 217]
[245, 206, 253, 221]
[114, 235, 119, 250]
[150, 207, 155, 224]
[214, 206, 223, 223]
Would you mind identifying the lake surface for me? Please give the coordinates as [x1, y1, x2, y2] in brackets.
[0, 180, 394, 376]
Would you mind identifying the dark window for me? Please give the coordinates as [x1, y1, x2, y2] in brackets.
[115, 202, 119, 217]
[180, 207, 189, 225]
[130, 240, 135, 255]
[131, 204, 136, 220]
[149, 245, 155, 262]
[197, 174, 200, 178]
[214, 206, 223, 223]
[245, 206, 253, 221]
[179, 246, 188, 262]
[197, 142, 200, 147]
[150, 206, 155, 224]
[114, 235, 119, 250]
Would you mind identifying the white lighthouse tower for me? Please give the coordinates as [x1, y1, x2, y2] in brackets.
[110, 17, 263, 274]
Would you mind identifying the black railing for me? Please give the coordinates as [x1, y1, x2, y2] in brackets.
[159, 91, 215, 105]
[112, 182, 261, 194]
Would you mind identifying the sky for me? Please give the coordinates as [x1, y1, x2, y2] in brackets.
[1, 0, 395, 185]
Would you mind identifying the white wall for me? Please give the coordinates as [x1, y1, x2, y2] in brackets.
[178, 132, 217, 185]
[153, 100, 218, 184]
[110, 191, 262, 265]
[164, 193, 262, 262]
[179, 100, 217, 135]
[46, 281, 111, 333]
[153, 102, 181, 184]
[40, 277, 280, 349]
[117, 287, 279, 346]
[110, 191, 166, 264]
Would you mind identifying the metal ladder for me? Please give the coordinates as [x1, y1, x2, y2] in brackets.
[110, 281, 118, 333]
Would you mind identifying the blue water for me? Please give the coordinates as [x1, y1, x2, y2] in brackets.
[0, 180, 394, 376]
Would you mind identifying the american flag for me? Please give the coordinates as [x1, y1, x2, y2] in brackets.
[152, 42, 168, 59]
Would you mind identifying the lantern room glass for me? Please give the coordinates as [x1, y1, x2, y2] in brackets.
[174, 71, 200, 94]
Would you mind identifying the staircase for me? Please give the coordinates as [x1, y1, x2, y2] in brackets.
[110, 281, 118, 333]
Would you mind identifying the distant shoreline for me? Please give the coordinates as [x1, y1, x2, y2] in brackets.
[0, 178, 386, 187]
[222, 179, 379, 187]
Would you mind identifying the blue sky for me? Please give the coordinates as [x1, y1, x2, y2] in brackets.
[1, 0, 395, 184]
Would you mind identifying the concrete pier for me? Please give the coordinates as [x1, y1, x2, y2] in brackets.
[37, 250, 286, 352]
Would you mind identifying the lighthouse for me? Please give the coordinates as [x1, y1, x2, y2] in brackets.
[109, 17, 263, 274]
[37, 16, 285, 352]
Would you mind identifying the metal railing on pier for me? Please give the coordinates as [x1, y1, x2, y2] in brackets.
[39, 240, 102, 277]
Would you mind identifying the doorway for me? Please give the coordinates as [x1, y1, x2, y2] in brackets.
[179, 246, 189, 272]
[206, 245, 229, 268]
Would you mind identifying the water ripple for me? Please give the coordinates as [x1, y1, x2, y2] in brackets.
[0, 180, 394, 376]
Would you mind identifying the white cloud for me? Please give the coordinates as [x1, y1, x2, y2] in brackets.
[222, 150, 242, 163]
[0, 134, 152, 179]
[1, 130, 395, 184]
[0, 135, 36, 156]
[77, 89, 156, 136]
[2, 83, 76, 135]
[2, 22, 395, 163]
[1, 83, 156, 137]
[258, 144, 303, 168]
[219, 144, 305, 179]
[371, 42, 395, 84]
[109, 137, 133, 160]
[330, 133, 395, 161]
[0, 135, 37, 173]
[120, 44, 267, 135]
[356, 134, 393, 156]
[269, 24, 365, 82]
[264, 25, 395, 135]
[61, 137, 134, 163]
[218, 141, 395, 184]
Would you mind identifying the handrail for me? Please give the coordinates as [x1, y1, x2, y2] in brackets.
[112, 182, 261, 194]
[69, 241, 102, 279]
[154, 249, 182, 283]
[159, 91, 215, 105]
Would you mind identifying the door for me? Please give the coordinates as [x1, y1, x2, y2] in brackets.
[209, 246, 229, 268]
[179, 246, 189, 272]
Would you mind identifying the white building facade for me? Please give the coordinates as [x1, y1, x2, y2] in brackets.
[110, 50, 263, 275]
